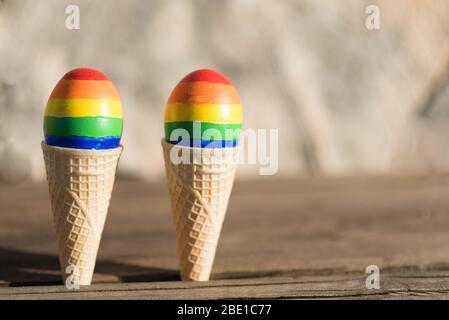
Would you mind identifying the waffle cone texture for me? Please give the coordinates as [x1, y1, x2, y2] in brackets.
[42, 142, 122, 286]
[161, 140, 238, 281]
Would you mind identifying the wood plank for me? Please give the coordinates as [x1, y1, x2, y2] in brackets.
[2, 269, 449, 299]
[1, 175, 449, 298]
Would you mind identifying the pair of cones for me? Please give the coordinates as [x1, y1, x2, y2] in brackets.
[42, 139, 238, 285]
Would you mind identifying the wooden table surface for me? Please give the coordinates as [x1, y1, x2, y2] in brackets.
[1, 175, 449, 299]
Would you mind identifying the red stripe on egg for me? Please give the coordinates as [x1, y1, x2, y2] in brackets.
[62, 68, 110, 81]
[180, 69, 232, 85]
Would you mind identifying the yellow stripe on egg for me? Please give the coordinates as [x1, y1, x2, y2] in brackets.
[45, 98, 123, 118]
[165, 103, 242, 124]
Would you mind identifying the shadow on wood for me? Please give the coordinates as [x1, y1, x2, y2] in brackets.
[0, 247, 179, 287]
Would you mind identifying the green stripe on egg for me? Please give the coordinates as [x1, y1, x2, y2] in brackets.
[165, 122, 241, 141]
[44, 116, 123, 138]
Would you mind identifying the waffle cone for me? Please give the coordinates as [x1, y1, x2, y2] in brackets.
[161, 139, 238, 281]
[41, 142, 122, 286]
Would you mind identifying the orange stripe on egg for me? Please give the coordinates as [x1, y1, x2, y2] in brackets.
[49, 79, 120, 100]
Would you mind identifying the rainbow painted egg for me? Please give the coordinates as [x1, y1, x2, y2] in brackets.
[44, 68, 123, 150]
[164, 69, 243, 148]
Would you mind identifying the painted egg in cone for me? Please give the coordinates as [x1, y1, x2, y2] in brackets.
[164, 69, 242, 148]
[44, 68, 123, 149]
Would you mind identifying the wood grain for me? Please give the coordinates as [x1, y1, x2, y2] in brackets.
[1, 174, 449, 299]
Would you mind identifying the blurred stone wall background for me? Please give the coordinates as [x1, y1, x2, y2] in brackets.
[1, 0, 449, 182]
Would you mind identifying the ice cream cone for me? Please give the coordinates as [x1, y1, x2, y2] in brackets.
[161, 139, 238, 281]
[42, 142, 122, 286]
